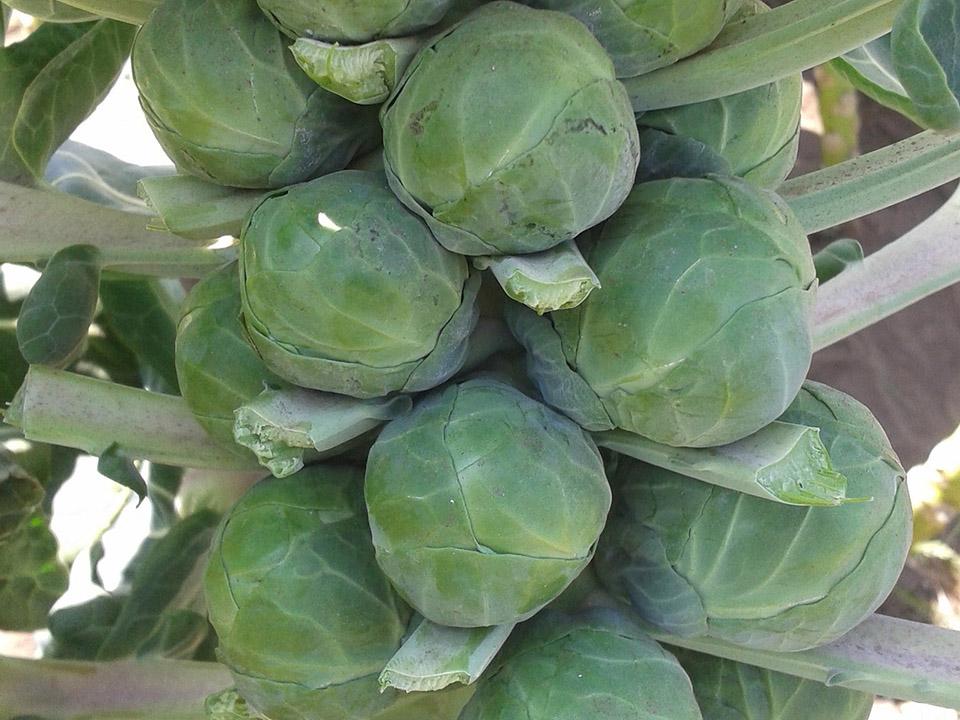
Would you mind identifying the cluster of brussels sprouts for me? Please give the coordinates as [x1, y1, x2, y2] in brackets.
[136, 0, 913, 717]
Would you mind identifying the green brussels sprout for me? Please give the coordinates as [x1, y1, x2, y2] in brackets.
[521, 0, 743, 78]
[239, 170, 479, 398]
[5, 0, 97, 22]
[509, 174, 816, 447]
[204, 465, 473, 720]
[595, 381, 913, 652]
[636, 73, 802, 189]
[175, 263, 286, 456]
[257, 0, 459, 42]
[381, 1, 640, 256]
[131, 0, 380, 189]
[459, 608, 702, 720]
[365, 378, 611, 627]
[673, 649, 874, 720]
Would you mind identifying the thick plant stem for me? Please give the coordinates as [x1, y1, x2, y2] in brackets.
[813, 184, 960, 349]
[0, 181, 234, 276]
[625, 0, 902, 111]
[5, 366, 259, 470]
[653, 614, 960, 709]
[782, 130, 960, 233]
[0, 656, 230, 719]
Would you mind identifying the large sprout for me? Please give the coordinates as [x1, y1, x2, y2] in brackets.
[240, 170, 479, 398]
[674, 649, 874, 720]
[365, 379, 611, 627]
[459, 608, 702, 720]
[595, 382, 913, 652]
[508, 174, 816, 447]
[204, 466, 472, 719]
[381, 1, 639, 256]
[521, 0, 743, 77]
[175, 263, 285, 456]
[132, 0, 380, 189]
[256, 0, 459, 42]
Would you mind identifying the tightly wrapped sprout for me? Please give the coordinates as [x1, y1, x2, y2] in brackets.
[459, 608, 702, 720]
[521, 0, 744, 77]
[239, 170, 479, 398]
[132, 0, 380, 189]
[204, 466, 473, 719]
[674, 649, 874, 720]
[365, 378, 611, 627]
[175, 263, 286, 458]
[256, 0, 459, 42]
[381, 1, 640, 256]
[595, 381, 913, 652]
[509, 174, 816, 447]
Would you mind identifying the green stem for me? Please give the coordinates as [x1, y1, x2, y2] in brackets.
[652, 614, 960, 709]
[5, 366, 260, 470]
[0, 181, 234, 276]
[625, 0, 902, 111]
[813, 183, 960, 349]
[0, 656, 230, 719]
[782, 130, 960, 233]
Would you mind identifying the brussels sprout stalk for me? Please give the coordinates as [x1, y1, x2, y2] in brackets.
[625, 0, 903, 111]
[5, 366, 259, 470]
[44, 0, 161, 24]
[651, 614, 960, 710]
[814, 182, 960, 349]
[0, 181, 234, 276]
[0, 655, 231, 719]
[782, 129, 960, 233]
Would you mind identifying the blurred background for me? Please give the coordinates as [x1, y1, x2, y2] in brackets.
[4, 9, 960, 719]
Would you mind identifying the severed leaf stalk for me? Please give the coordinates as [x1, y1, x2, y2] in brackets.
[380, 618, 515, 693]
[138, 175, 264, 241]
[474, 240, 600, 314]
[234, 386, 412, 478]
[594, 422, 855, 507]
[291, 36, 422, 105]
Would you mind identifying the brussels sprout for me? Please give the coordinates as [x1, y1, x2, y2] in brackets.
[521, 0, 743, 78]
[381, 1, 640, 256]
[204, 465, 472, 720]
[131, 0, 380, 189]
[5, 0, 97, 22]
[175, 263, 286, 456]
[365, 378, 611, 627]
[257, 0, 459, 42]
[637, 73, 802, 189]
[460, 608, 702, 720]
[239, 170, 479, 398]
[509, 175, 816, 447]
[595, 382, 913, 652]
[673, 649, 874, 720]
